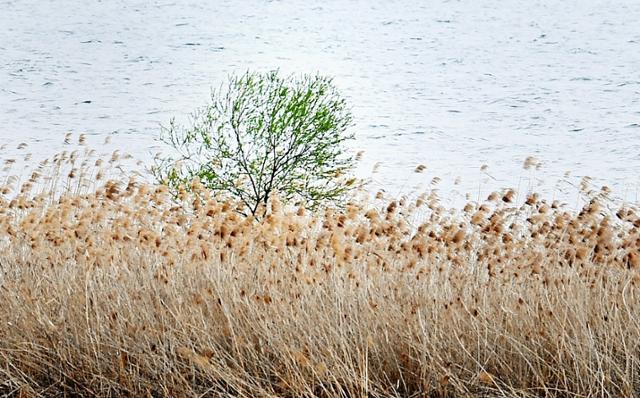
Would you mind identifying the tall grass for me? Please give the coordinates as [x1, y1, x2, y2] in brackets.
[1, 141, 640, 397]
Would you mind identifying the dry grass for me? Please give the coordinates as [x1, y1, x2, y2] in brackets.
[1, 144, 640, 397]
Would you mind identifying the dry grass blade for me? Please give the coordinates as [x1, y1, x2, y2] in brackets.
[0, 148, 639, 397]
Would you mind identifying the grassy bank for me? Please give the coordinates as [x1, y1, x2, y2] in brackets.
[1, 149, 640, 397]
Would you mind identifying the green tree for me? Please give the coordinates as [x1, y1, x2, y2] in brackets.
[153, 70, 358, 216]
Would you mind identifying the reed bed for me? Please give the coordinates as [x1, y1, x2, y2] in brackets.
[1, 143, 640, 397]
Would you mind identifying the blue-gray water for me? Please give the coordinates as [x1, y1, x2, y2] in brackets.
[2, 0, 640, 202]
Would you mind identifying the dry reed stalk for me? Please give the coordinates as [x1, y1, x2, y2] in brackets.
[0, 145, 640, 397]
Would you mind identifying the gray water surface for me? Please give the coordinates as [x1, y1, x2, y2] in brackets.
[2, 0, 640, 202]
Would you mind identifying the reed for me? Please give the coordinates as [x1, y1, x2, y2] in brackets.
[0, 141, 639, 397]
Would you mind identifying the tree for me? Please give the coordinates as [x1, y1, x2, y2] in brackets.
[153, 70, 358, 216]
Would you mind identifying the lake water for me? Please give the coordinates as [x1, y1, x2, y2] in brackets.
[2, 0, 640, 204]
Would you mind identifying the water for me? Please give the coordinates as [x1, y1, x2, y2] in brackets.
[2, 0, 640, 203]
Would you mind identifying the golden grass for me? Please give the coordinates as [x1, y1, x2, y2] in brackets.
[1, 144, 640, 397]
